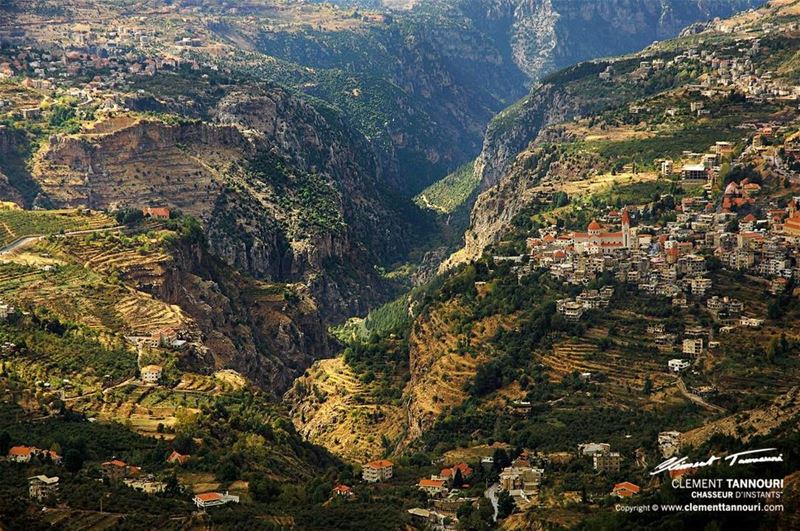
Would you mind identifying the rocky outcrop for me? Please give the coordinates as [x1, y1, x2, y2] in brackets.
[31, 86, 413, 319]
[154, 239, 334, 395]
[0, 125, 31, 205]
[473, 0, 759, 80]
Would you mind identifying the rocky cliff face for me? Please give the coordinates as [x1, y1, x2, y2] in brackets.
[158, 240, 334, 395]
[253, 15, 530, 194]
[0, 125, 30, 205]
[30, 86, 411, 319]
[446, 0, 759, 80]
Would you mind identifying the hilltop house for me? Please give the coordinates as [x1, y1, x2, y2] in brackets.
[612, 482, 641, 498]
[143, 206, 170, 219]
[140, 365, 163, 384]
[28, 475, 59, 501]
[658, 431, 682, 458]
[436, 462, 472, 486]
[167, 450, 190, 465]
[332, 484, 353, 498]
[123, 475, 166, 494]
[578, 443, 611, 457]
[668, 359, 691, 372]
[102, 459, 141, 481]
[418, 478, 447, 496]
[362, 460, 393, 482]
[193, 491, 240, 509]
[593, 451, 622, 473]
[499, 464, 543, 496]
[682, 164, 707, 180]
[682, 338, 705, 357]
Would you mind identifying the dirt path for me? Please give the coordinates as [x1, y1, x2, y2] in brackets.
[676, 377, 726, 413]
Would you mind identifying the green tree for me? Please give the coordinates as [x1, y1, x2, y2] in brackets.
[0, 431, 9, 455]
[172, 433, 194, 454]
[643, 376, 653, 395]
[497, 490, 515, 518]
[250, 477, 281, 503]
[64, 448, 83, 473]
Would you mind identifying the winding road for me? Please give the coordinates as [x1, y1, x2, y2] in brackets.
[485, 482, 500, 522]
[0, 225, 126, 255]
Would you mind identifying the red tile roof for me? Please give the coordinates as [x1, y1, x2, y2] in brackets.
[167, 451, 190, 465]
[143, 207, 171, 219]
[195, 492, 223, 502]
[613, 481, 641, 496]
[8, 446, 33, 457]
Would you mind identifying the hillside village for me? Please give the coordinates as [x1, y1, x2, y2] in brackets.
[0, 1, 799, 530]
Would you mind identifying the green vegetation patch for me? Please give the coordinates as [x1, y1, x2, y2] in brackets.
[414, 161, 480, 214]
[0, 208, 114, 247]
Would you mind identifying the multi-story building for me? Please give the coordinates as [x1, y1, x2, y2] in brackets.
[362, 460, 393, 482]
[28, 475, 59, 502]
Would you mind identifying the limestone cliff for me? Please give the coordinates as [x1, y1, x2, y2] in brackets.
[29, 86, 411, 319]
[160, 240, 334, 395]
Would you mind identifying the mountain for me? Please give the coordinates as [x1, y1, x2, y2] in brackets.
[287, 1, 800, 527]
[2, 0, 800, 528]
[329, 0, 760, 80]
[450, 0, 800, 266]
[21, 84, 410, 319]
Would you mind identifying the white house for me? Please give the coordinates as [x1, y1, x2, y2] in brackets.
[140, 365, 163, 384]
[193, 491, 240, 509]
[668, 359, 691, 372]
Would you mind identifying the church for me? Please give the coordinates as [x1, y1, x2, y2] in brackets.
[572, 209, 632, 253]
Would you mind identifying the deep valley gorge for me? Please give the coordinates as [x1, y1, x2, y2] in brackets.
[0, 0, 799, 530]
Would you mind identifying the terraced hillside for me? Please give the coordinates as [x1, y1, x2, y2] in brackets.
[0, 210, 332, 394]
[0, 207, 115, 247]
[286, 357, 405, 463]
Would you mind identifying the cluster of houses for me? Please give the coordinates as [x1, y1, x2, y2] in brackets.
[7, 443, 193, 504]
[417, 462, 473, 496]
[8, 445, 62, 464]
[101, 458, 167, 493]
[602, 29, 800, 103]
[519, 128, 800, 373]
[556, 287, 614, 322]
[497, 451, 546, 508]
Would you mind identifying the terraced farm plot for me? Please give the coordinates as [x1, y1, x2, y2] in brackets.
[0, 262, 44, 293]
[0, 317, 136, 382]
[288, 357, 405, 462]
[540, 337, 672, 407]
[74, 383, 211, 437]
[0, 208, 115, 247]
[42, 509, 125, 530]
[2, 234, 191, 336]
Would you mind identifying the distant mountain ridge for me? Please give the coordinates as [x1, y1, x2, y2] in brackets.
[327, 0, 761, 80]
